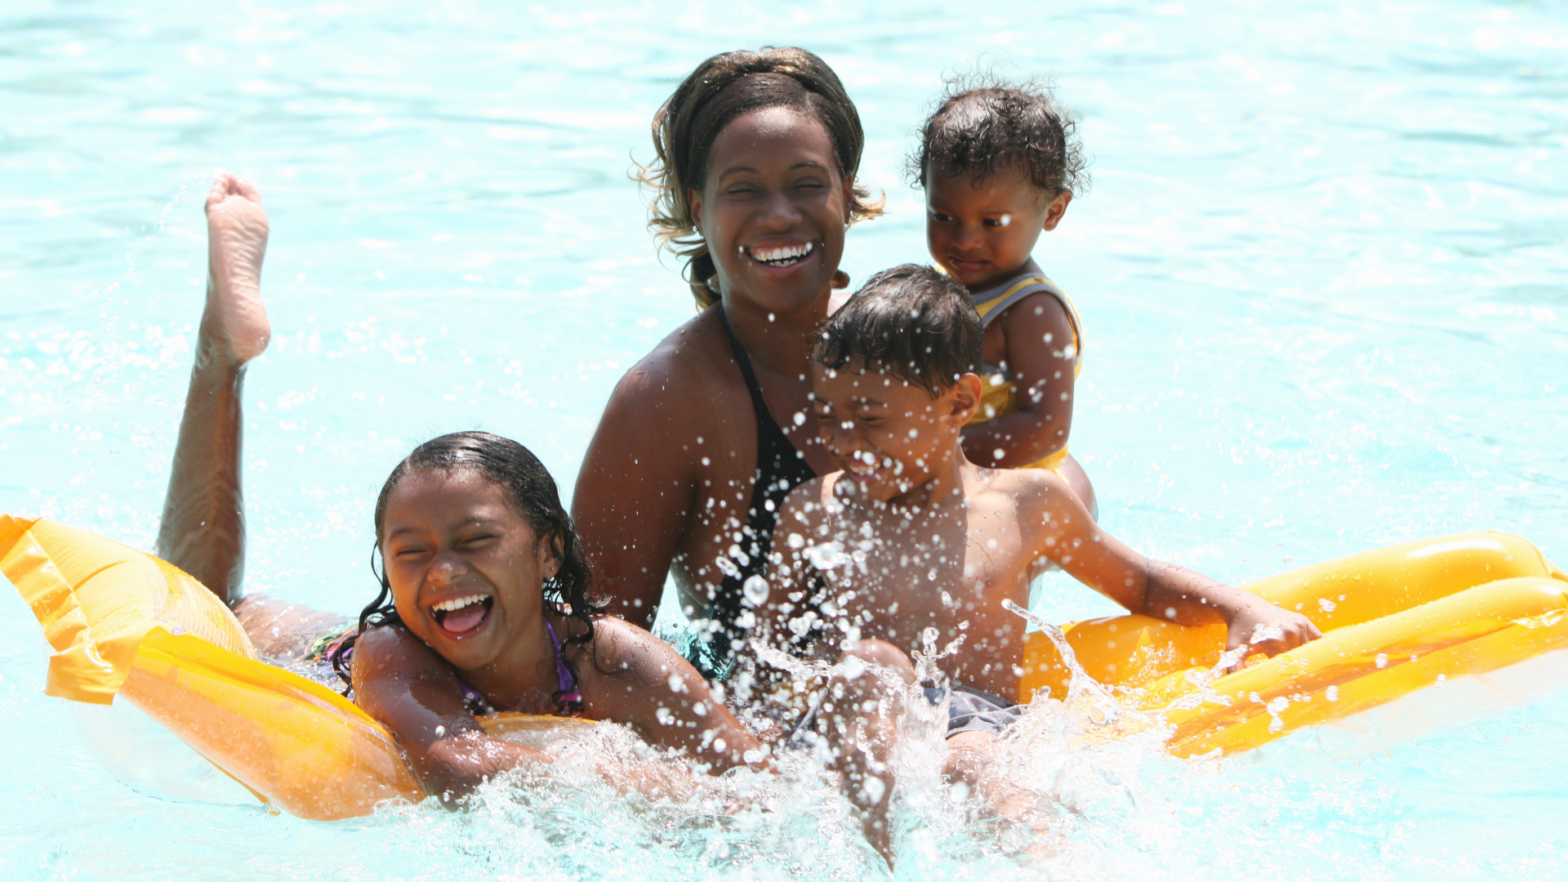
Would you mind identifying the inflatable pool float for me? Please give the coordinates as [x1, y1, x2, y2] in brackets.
[0, 515, 594, 821]
[6, 514, 1567, 818]
[1018, 532, 1568, 755]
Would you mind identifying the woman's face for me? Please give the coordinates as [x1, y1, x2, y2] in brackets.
[689, 106, 852, 316]
[379, 468, 559, 673]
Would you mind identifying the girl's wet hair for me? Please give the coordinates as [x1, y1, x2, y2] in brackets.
[639, 46, 884, 309]
[813, 264, 982, 397]
[910, 73, 1089, 198]
[331, 431, 602, 712]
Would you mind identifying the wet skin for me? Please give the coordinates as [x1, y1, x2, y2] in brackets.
[926, 164, 1095, 507]
[157, 173, 763, 803]
[573, 106, 853, 632]
[757, 363, 1317, 858]
[353, 468, 764, 797]
[763, 364, 1323, 699]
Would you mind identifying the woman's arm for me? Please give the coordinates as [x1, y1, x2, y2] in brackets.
[959, 293, 1077, 469]
[572, 360, 700, 629]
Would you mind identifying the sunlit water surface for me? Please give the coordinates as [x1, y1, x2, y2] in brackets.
[2, 1, 1566, 879]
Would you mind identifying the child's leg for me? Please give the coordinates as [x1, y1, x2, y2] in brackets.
[944, 731, 1040, 818]
[155, 173, 270, 607]
[945, 731, 1054, 849]
[812, 639, 916, 863]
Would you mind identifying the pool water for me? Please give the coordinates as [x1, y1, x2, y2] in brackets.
[3, 0, 1566, 878]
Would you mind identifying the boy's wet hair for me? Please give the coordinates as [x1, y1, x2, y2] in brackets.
[639, 46, 885, 309]
[909, 74, 1089, 198]
[332, 431, 603, 710]
[814, 264, 982, 397]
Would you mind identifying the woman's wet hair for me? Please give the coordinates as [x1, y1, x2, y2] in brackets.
[639, 46, 884, 309]
[910, 73, 1089, 198]
[813, 264, 982, 397]
[331, 431, 602, 711]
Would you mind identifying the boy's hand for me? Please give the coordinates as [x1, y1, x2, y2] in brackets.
[1222, 602, 1322, 672]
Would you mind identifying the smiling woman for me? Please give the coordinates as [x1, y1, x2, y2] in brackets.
[573, 48, 882, 684]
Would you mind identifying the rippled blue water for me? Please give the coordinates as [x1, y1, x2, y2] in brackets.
[3, 1, 1566, 879]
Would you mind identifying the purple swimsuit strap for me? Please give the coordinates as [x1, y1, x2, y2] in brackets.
[544, 619, 583, 709]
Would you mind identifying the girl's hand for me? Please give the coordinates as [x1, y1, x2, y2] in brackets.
[1222, 602, 1322, 672]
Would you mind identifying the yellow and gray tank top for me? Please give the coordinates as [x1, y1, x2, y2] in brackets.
[964, 257, 1084, 472]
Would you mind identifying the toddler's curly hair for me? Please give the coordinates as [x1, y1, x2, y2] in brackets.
[909, 74, 1089, 198]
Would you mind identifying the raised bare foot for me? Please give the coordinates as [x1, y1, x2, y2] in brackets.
[200, 172, 271, 367]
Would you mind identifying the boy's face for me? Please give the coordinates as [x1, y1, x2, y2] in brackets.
[810, 360, 980, 503]
[925, 162, 1071, 291]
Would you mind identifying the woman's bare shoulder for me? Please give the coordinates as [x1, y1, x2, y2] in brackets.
[616, 308, 730, 398]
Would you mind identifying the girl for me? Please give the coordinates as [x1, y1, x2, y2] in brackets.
[161, 174, 763, 800]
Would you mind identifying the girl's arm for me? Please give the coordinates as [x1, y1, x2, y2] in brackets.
[354, 624, 735, 801]
[581, 618, 769, 772]
[352, 624, 551, 801]
[1027, 478, 1320, 660]
[959, 293, 1078, 469]
[572, 358, 699, 630]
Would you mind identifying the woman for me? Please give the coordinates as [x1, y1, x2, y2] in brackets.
[571, 48, 881, 682]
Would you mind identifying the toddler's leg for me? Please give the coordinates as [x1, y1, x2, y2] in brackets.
[155, 173, 270, 606]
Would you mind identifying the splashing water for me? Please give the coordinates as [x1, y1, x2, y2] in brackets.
[4, 0, 1568, 877]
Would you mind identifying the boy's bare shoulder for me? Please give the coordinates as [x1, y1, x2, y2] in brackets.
[970, 464, 1077, 514]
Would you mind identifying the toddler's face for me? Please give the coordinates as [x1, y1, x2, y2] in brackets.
[925, 163, 1070, 291]
[810, 361, 972, 503]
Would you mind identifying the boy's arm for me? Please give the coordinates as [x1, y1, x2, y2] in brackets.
[1026, 478, 1320, 660]
[959, 293, 1077, 468]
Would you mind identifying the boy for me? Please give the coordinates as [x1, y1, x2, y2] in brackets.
[914, 79, 1096, 514]
[758, 265, 1318, 855]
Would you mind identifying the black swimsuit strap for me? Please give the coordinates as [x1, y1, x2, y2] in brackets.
[692, 308, 817, 678]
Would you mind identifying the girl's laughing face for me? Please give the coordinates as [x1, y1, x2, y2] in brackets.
[380, 468, 559, 673]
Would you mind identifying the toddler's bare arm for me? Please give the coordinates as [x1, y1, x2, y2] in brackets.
[959, 293, 1077, 468]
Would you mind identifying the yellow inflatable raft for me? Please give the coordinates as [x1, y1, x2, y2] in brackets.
[1018, 531, 1568, 755]
[0, 515, 591, 821]
[5, 514, 1567, 819]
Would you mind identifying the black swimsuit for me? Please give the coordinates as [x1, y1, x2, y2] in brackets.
[682, 309, 817, 680]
